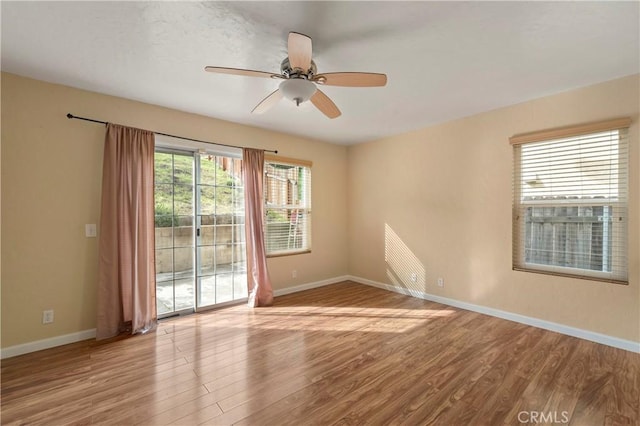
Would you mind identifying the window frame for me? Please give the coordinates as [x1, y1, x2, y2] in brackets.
[263, 155, 312, 257]
[511, 118, 631, 285]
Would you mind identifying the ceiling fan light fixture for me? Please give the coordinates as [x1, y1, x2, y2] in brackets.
[279, 78, 317, 106]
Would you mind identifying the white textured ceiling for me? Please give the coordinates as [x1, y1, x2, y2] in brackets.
[2, 1, 638, 145]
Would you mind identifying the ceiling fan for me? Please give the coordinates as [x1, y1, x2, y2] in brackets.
[205, 32, 387, 119]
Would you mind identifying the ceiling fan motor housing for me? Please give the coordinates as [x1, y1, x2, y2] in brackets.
[281, 57, 317, 78]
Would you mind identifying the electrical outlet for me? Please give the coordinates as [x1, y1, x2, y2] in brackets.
[292, 270, 297, 278]
[42, 310, 54, 324]
[437, 278, 444, 287]
[410, 273, 417, 283]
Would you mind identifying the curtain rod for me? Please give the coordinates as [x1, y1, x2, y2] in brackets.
[66, 113, 278, 154]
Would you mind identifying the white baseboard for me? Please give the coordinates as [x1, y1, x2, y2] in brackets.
[0, 276, 349, 360]
[348, 275, 640, 354]
[1, 329, 97, 359]
[274, 275, 350, 297]
[11, 275, 633, 358]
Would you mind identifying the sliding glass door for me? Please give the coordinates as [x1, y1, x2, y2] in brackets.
[154, 150, 195, 316]
[154, 149, 247, 317]
[196, 155, 247, 307]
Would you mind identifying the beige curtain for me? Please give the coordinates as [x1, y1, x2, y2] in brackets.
[243, 148, 274, 307]
[96, 123, 157, 339]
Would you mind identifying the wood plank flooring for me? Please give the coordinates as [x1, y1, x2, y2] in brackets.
[1, 281, 638, 425]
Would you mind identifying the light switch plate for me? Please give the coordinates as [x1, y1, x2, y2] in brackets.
[85, 224, 97, 238]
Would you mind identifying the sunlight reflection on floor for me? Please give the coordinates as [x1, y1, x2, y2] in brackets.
[194, 306, 456, 333]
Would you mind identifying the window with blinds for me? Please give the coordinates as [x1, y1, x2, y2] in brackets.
[264, 156, 311, 256]
[511, 118, 630, 284]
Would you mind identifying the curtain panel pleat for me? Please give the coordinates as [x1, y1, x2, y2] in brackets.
[243, 148, 274, 307]
[96, 123, 157, 339]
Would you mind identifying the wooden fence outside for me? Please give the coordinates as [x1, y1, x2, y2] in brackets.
[524, 204, 610, 272]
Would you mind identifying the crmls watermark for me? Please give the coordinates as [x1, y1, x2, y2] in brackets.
[518, 411, 570, 424]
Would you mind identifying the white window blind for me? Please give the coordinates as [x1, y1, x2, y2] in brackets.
[512, 119, 630, 284]
[264, 157, 311, 256]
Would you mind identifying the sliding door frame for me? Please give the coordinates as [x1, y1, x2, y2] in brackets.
[154, 143, 247, 318]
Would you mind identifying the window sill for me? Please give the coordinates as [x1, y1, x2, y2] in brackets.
[266, 250, 311, 258]
[512, 266, 628, 285]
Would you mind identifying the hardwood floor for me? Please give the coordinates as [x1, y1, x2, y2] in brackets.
[1, 281, 638, 425]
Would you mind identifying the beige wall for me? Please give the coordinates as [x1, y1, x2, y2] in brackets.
[348, 74, 639, 342]
[1, 73, 348, 348]
[2, 71, 638, 350]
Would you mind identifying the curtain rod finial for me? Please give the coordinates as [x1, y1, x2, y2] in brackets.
[67, 113, 74, 119]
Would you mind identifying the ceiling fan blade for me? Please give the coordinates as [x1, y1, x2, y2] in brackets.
[205, 66, 278, 79]
[251, 89, 283, 114]
[288, 32, 312, 71]
[314, 72, 387, 87]
[310, 89, 341, 119]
